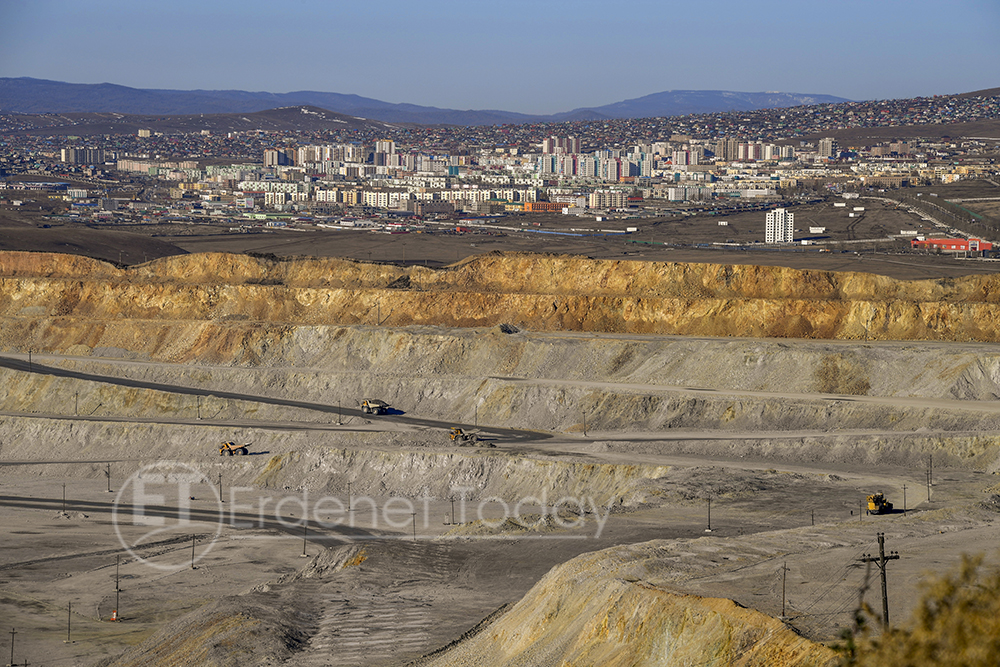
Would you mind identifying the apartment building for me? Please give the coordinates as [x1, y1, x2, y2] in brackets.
[765, 208, 794, 243]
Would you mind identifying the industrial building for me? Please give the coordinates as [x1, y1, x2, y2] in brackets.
[910, 238, 993, 253]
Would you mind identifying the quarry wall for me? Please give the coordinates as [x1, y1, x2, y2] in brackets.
[3, 250, 1000, 473]
[3, 250, 1000, 342]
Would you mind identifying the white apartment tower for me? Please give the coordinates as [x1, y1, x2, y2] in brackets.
[765, 208, 794, 243]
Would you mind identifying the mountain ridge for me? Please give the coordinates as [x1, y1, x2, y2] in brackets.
[0, 77, 851, 125]
[0, 104, 397, 137]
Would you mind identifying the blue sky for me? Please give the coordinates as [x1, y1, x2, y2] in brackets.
[1, 0, 998, 114]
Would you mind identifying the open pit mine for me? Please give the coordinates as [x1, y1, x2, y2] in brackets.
[1, 250, 999, 667]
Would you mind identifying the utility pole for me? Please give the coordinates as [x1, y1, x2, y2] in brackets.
[115, 554, 121, 619]
[9, 627, 16, 667]
[65, 602, 72, 644]
[62, 484, 66, 513]
[928, 454, 933, 487]
[902, 484, 906, 515]
[106, 463, 112, 493]
[301, 522, 308, 558]
[781, 562, 789, 618]
[582, 408, 586, 437]
[925, 470, 931, 502]
[860, 533, 900, 629]
[75, 392, 78, 416]
[218, 473, 223, 503]
[191, 535, 196, 569]
[706, 495, 712, 532]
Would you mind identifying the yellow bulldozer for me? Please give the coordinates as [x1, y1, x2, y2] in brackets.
[866, 492, 893, 515]
[219, 441, 249, 456]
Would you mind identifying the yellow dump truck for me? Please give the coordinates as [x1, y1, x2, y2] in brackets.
[360, 399, 389, 415]
[219, 441, 249, 456]
[866, 492, 893, 515]
[449, 427, 477, 443]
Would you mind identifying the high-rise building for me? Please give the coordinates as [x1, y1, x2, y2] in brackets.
[765, 208, 794, 243]
[61, 148, 105, 165]
[714, 138, 740, 161]
[577, 155, 598, 178]
[818, 138, 837, 158]
[600, 158, 621, 182]
[537, 155, 558, 174]
[264, 149, 293, 167]
[542, 136, 579, 154]
[739, 143, 763, 161]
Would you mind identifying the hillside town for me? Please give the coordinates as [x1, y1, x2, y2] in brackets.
[2, 92, 999, 249]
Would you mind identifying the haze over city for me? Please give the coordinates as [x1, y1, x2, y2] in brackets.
[2, 0, 999, 114]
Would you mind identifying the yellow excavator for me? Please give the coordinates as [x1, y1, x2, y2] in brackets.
[219, 441, 249, 456]
[866, 492, 893, 515]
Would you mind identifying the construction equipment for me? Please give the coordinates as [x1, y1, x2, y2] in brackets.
[867, 492, 893, 515]
[219, 441, 249, 456]
[360, 399, 389, 415]
[449, 427, 478, 443]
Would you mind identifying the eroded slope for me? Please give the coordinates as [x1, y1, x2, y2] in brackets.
[420, 540, 837, 667]
[3, 250, 1000, 342]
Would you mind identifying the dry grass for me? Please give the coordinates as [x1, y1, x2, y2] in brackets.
[838, 554, 1000, 666]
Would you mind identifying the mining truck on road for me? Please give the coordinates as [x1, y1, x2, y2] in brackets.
[449, 427, 478, 443]
[360, 399, 389, 415]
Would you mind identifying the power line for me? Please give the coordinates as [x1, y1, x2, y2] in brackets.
[795, 540, 876, 617]
[860, 533, 900, 628]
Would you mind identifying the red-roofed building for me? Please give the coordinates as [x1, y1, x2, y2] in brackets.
[910, 238, 992, 252]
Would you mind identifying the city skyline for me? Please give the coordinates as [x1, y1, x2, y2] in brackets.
[1, 0, 998, 115]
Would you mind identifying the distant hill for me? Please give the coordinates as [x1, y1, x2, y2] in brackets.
[0, 77, 852, 125]
[954, 87, 1000, 99]
[0, 105, 397, 137]
[556, 90, 851, 120]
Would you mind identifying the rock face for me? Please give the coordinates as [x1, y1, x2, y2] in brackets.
[3, 250, 1000, 344]
[423, 541, 837, 667]
[4, 250, 1000, 473]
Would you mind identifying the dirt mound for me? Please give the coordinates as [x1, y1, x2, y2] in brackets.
[421, 541, 837, 667]
[102, 596, 309, 667]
